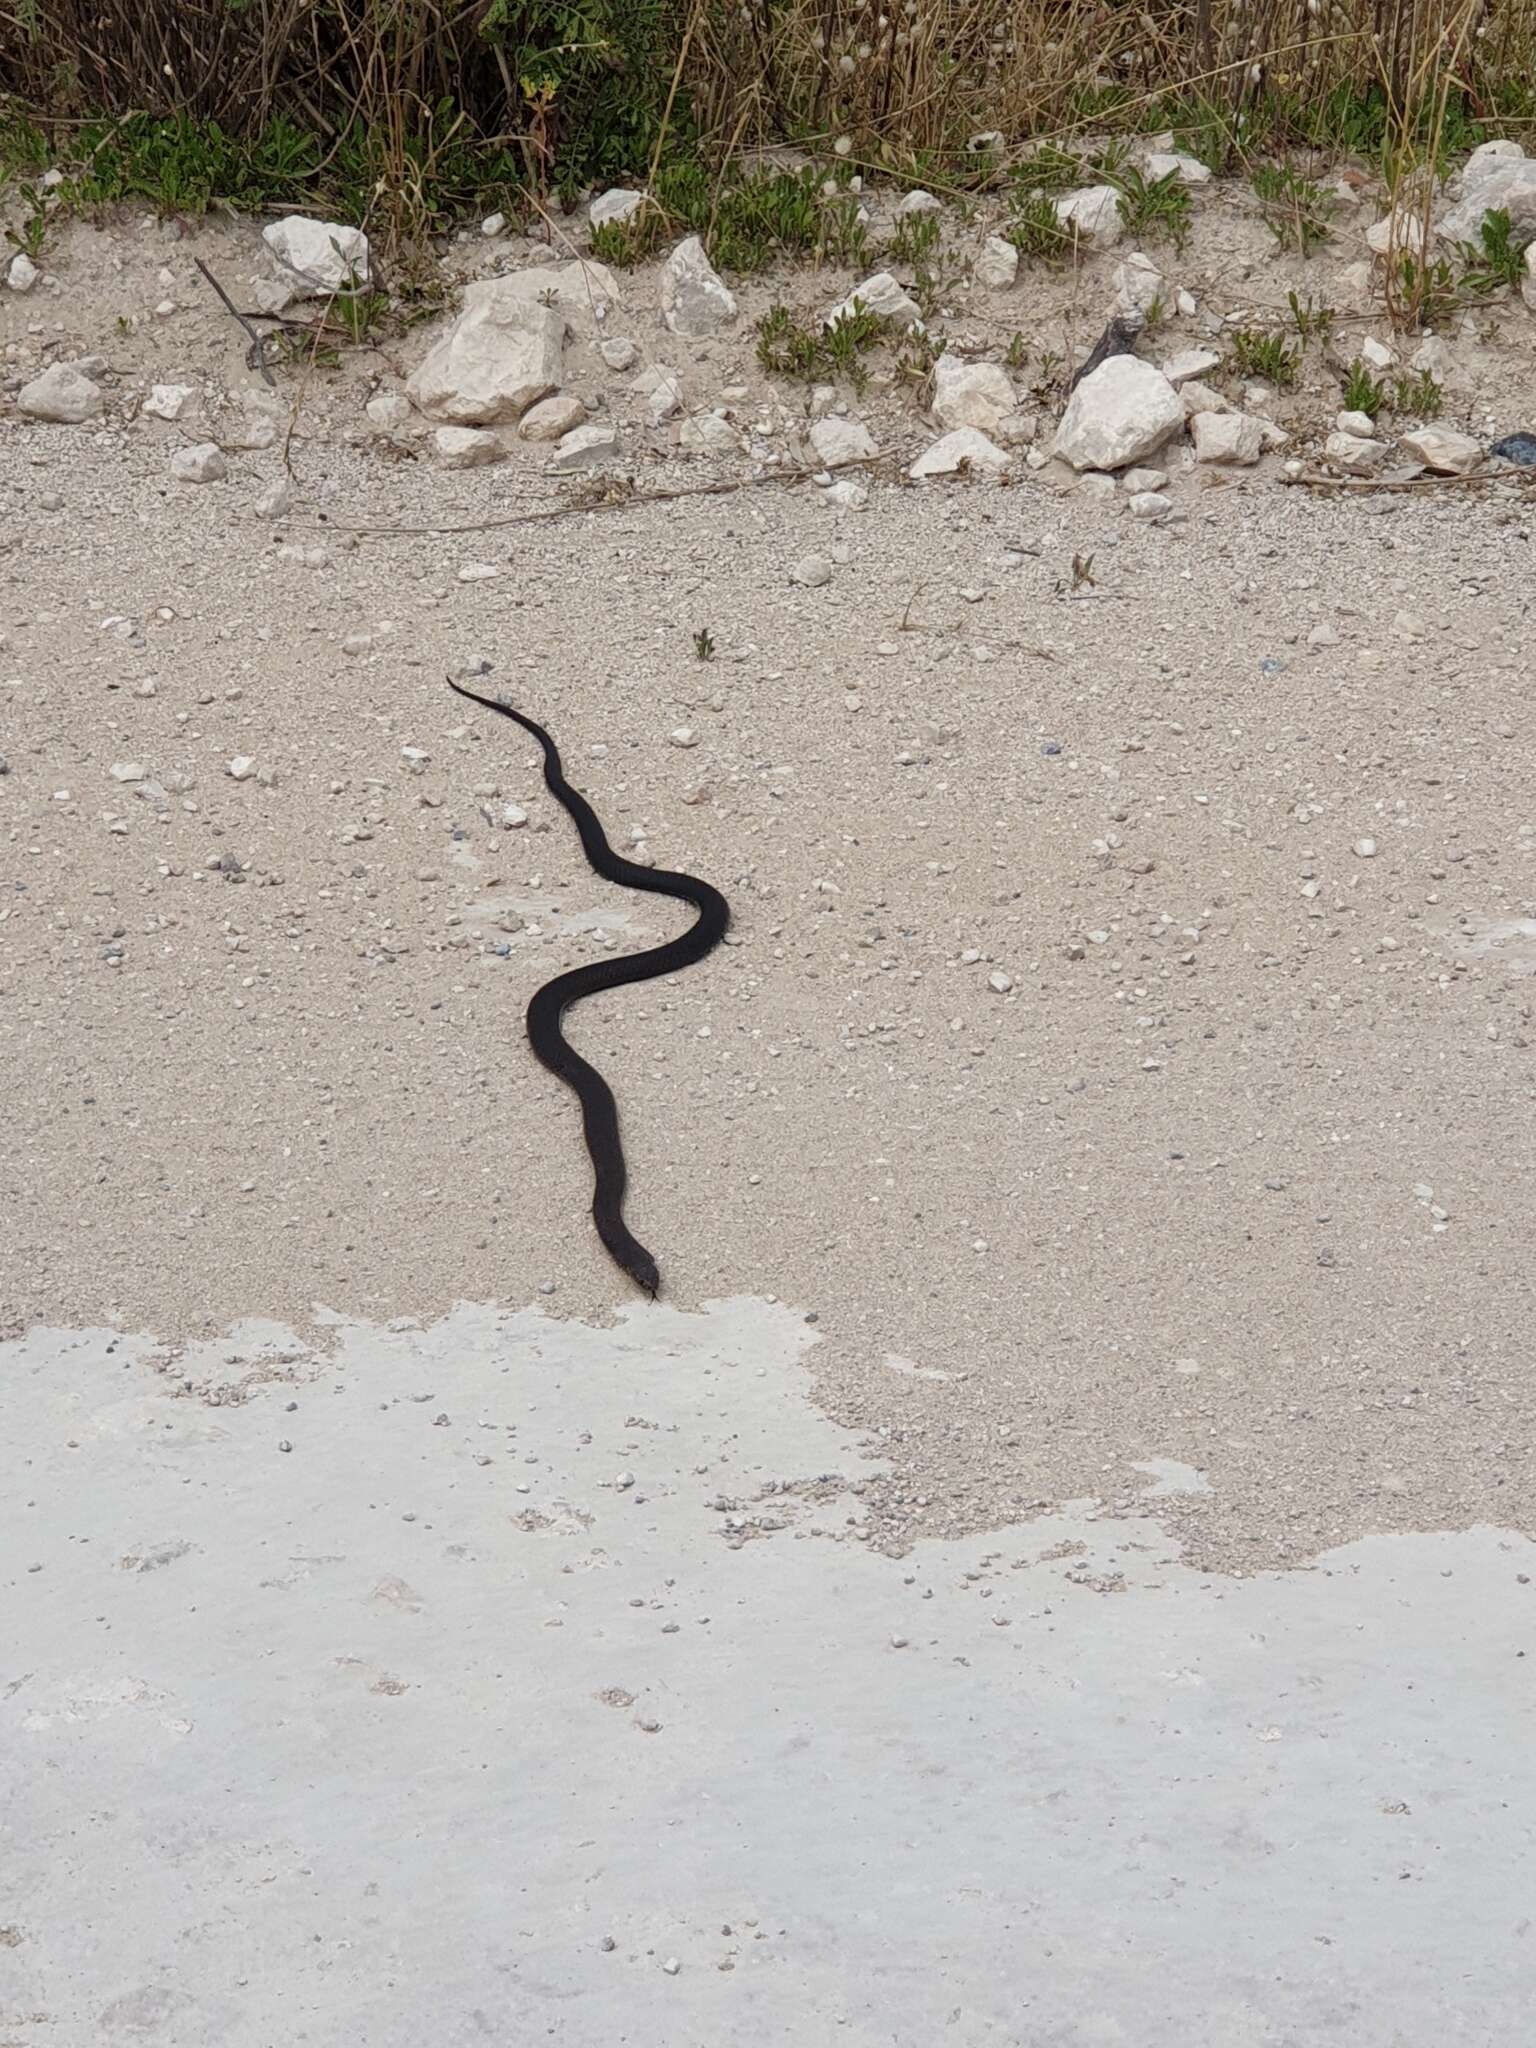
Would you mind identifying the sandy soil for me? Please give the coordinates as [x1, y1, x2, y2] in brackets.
[3, 200, 1535, 1576]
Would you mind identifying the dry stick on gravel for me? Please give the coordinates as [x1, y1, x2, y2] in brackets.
[193, 259, 278, 388]
[322, 454, 893, 539]
[1287, 470, 1536, 494]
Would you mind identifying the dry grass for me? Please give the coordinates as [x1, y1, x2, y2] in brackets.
[2, 0, 1533, 262]
[690, 0, 1532, 170]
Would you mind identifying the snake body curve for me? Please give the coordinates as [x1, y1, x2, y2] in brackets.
[448, 678, 730, 1295]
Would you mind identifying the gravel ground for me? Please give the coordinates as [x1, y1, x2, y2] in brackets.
[3, 408, 1534, 1572]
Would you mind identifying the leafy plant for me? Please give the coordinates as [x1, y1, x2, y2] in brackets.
[1286, 290, 1335, 346]
[3, 186, 49, 260]
[1342, 358, 1388, 418]
[1391, 251, 1457, 330]
[1005, 331, 1028, 370]
[1229, 328, 1301, 387]
[1252, 164, 1336, 256]
[1457, 207, 1524, 293]
[692, 627, 715, 661]
[822, 301, 888, 388]
[1392, 368, 1442, 418]
[1107, 165, 1191, 249]
[1006, 191, 1073, 263]
[590, 207, 668, 268]
[755, 299, 889, 392]
[886, 208, 940, 266]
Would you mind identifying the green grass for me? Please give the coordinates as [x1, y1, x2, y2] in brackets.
[592, 165, 866, 277]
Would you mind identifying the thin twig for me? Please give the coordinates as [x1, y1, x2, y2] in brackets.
[1284, 467, 1536, 494]
[193, 258, 278, 388]
[319, 454, 892, 540]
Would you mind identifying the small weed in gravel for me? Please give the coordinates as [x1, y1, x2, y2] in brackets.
[1342, 358, 1389, 418]
[1457, 207, 1524, 293]
[1252, 165, 1337, 255]
[1109, 165, 1191, 248]
[1229, 329, 1301, 387]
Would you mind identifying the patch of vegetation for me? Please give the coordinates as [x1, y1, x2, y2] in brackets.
[1228, 328, 1301, 388]
[1286, 290, 1335, 346]
[692, 627, 715, 661]
[885, 208, 941, 267]
[1009, 144, 1085, 195]
[1005, 331, 1028, 370]
[1392, 369, 1442, 419]
[1251, 164, 1336, 256]
[1456, 207, 1525, 294]
[1390, 251, 1458, 331]
[1342, 358, 1389, 419]
[3, 184, 50, 262]
[755, 299, 890, 393]
[592, 165, 866, 278]
[1031, 349, 1067, 400]
[589, 208, 669, 269]
[1108, 165, 1192, 249]
[1005, 191, 1073, 263]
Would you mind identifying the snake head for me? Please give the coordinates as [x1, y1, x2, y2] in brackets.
[631, 1251, 661, 1298]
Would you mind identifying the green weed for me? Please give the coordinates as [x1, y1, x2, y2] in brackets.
[1251, 165, 1336, 256]
[886, 209, 941, 267]
[1392, 369, 1442, 418]
[756, 299, 889, 393]
[1228, 329, 1301, 388]
[1457, 207, 1524, 293]
[1108, 165, 1191, 249]
[1342, 358, 1389, 418]
[1005, 192, 1073, 263]
[1391, 251, 1458, 330]
[3, 187, 49, 261]
[1286, 290, 1336, 346]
